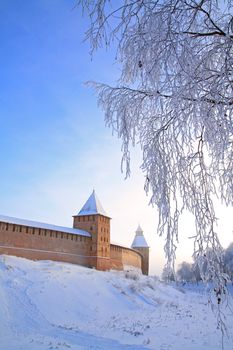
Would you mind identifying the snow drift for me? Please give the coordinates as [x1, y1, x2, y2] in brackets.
[0, 255, 232, 350]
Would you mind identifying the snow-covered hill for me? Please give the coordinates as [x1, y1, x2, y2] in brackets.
[0, 255, 232, 350]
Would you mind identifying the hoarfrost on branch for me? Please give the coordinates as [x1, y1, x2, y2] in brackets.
[79, 0, 233, 292]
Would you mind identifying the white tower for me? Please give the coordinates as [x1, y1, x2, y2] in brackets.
[131, 225, 149, 275]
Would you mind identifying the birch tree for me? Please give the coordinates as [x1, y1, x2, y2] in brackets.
[79, 0, 233, 296]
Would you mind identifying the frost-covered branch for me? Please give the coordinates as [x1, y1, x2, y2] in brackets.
[79, 1, 233, 295]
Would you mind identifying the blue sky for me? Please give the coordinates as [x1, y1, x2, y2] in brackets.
[0, 0, 232, 275]
[0, 0, 117, 201]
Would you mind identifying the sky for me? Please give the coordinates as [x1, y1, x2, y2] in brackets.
[0, 0, 232, 275]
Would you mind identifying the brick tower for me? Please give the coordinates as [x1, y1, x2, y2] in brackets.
[73, 190, 111, 270]
[131, 225, 149, 275]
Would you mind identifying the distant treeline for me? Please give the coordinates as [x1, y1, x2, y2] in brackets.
[163, 243, 233, 283]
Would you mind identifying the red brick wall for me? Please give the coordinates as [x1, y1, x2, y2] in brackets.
[0, 220, 145, 273]
[110, 244, 123, 270]
[122, 247, 142, 270]
[110, 244, 142, 271]
[0, 221, 92, 267]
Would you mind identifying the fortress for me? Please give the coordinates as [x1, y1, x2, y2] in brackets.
[0, 191, 149, 274]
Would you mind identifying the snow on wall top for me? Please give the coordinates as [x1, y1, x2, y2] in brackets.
[0, 214, 91, 237]
[131, 225, 149, 248]
[76, 190, 110, 217]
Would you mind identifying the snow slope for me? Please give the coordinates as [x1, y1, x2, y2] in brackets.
[0, 255, 232, 350]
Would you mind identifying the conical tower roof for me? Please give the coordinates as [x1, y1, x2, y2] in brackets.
[135, 224, 143, 235]
[76, 190, 110, 217]
[131, 225, 149, 248]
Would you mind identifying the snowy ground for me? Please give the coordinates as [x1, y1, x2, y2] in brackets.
[0, 256, 232, 350]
